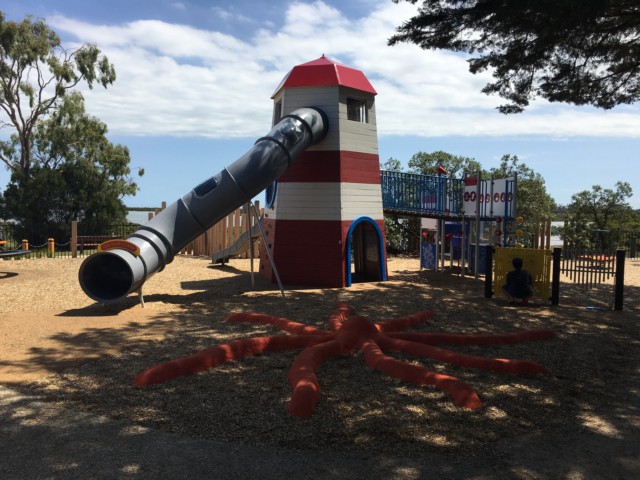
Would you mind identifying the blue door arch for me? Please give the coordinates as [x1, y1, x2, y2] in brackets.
[345, 216, 387, 287]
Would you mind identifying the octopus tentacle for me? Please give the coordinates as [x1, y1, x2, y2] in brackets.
[377, 336, 549, 375]
[376, 311, 433, 333]
[327, 302, 353, 331]
[387, 329, 558, 346]
[226, 312, 330, 335]
[288, 340, 343, 418]
[360, 339, 482, 409]
[134, 334, 330, 387]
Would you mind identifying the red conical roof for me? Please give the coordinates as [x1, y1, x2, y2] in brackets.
[272, 55, 376, 98]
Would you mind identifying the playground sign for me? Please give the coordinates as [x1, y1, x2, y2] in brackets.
[98, 239, 141, 256]
[463, 177, 515, 219]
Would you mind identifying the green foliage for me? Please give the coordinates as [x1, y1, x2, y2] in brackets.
[407, 151, 481, 177]
[390, 1, 640, 113]
[0, 14, 137, 238]
[384, 215, 420, 254]
[2, 92, 138, 237]
[382, 157, 402, 171]
[563, 181, 640, 250]
[0, 13, 116, 175]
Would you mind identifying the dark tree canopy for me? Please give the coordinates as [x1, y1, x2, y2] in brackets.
[0, 13, 138, 239]
[2, 92, 138, 239]
[563, 181, 639, 249]
[390, 0, 640, 113]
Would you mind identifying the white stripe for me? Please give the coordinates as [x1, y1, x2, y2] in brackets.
[266, 182, 384, 221]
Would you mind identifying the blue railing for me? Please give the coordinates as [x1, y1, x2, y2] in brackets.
[381, 170, 465, 217]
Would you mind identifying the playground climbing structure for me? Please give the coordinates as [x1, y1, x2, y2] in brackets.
[260, 56, 387, 288]
[381, 169, 518, 275]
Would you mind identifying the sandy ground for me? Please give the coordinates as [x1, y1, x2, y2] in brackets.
[1, 254, 639, 479]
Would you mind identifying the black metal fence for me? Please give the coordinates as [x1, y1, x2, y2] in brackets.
[485, 246, 626, 310]
[560, 248, 617, 289]
[558, 247, 626, 310]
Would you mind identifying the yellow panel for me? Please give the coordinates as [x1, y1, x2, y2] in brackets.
[494, 247, 552, 302]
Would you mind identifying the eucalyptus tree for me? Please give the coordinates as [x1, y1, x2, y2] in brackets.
[564, 182, 639, 249]
[0, 13, 140, 238]
[0, 13, 116, 177]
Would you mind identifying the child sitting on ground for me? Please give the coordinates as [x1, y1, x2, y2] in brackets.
[502, 257, 533, 305]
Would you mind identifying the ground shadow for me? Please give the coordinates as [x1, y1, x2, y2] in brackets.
[4, 259, 639, 479]
[57, 299, 143, 316]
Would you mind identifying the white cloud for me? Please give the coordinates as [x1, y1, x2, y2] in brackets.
[211, 6, 253, 24]
[46, 0, 640, 139]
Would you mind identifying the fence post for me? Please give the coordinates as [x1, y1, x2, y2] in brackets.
[71, 221, 78, 258]
[614, 249, 625, 311]
[47, 238, 55, 256]
[484, 246, 493, 298]
[551, 247, 561, 305]
[21, 239, 29, 250]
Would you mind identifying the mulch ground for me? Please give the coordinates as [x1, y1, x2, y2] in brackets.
[1, 255, 638, 478]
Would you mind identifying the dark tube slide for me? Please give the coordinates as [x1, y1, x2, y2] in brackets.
[79, 107, 328, 304]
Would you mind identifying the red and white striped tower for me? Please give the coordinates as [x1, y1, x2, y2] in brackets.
[260, 56, 387, 287]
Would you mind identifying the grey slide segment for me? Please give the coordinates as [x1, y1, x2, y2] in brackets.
[79, 107, 328, 304]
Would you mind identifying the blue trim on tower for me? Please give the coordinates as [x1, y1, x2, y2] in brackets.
[345, 216, 387, 287]
[265, 180, 278, 209]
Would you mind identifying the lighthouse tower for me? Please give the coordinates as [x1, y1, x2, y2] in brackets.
[259, 56, 387, 287]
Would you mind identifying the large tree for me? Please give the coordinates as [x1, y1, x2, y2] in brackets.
[0, 13, 116, 177]
[563, 181, 639, 249]
[2, 92, 139, 240]
[407, 150, 481, 176]
[389, 1, 640, 113]
[0, 14, 138, 239]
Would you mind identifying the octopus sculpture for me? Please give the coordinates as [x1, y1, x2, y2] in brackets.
[134, 302, 557, 417]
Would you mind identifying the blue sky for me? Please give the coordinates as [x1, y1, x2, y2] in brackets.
[2, 0, 639, 210]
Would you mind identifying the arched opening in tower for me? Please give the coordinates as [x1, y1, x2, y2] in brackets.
[347, 218, 386, 285]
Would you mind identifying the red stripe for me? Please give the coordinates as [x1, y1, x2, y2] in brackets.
[464, 177, 478, 186]
[281, 151, 380, 184]
[260, 219, 386, 287]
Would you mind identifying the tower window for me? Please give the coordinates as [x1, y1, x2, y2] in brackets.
[273, 100, 282, 125]
[347, 97, 368, 123]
